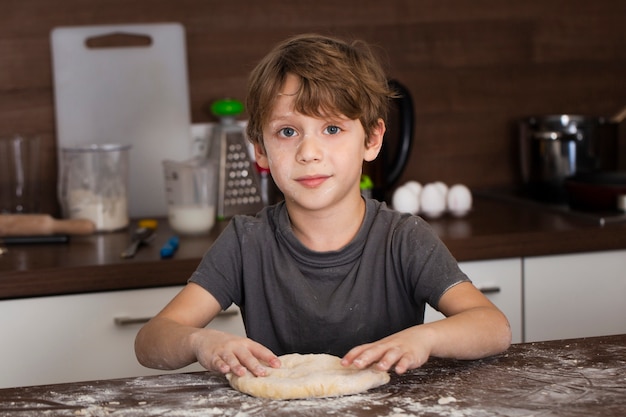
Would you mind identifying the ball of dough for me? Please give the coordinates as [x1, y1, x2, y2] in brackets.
[226, 353, 390, 400]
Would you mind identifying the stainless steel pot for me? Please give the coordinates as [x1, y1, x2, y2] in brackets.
[518, 114, 619, 202]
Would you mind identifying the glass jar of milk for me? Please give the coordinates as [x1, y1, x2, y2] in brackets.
[162, 157, 217, 235]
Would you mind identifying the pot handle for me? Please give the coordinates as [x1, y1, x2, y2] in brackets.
[386, 79, 415, 188]
[531, 131, 581, 141]
[610, 105, 626, 123]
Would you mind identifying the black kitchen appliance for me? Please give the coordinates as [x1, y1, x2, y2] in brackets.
[363, 79, 415, 202]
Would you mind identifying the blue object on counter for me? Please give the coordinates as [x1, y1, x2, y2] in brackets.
[160, 235, 180, 259]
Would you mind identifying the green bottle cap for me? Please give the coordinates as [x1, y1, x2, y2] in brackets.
[360, 174, 374, 190]
[210, 99, 244, 117]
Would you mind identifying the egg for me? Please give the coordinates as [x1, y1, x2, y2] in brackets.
[432, 181, 448, 197]
[447, 184, 473, 217]
[420, 182, 446, 218]
[392, 185, 419, 214]
[403, 181, 422, 197]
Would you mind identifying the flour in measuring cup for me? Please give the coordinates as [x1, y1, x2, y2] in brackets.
[67, 189, 129, 231]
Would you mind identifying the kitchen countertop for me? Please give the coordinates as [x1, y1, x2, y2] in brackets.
[2, 194, 626, 300]
[0, 334, 624, 416]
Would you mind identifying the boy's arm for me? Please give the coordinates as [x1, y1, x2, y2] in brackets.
[134, 282, 279, 376]
[342, 281, 512, 374]
[426, 281, 512, 358]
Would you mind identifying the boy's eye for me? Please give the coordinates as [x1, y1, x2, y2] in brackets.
[324, 125, 341, 135]
[279, 127, 296, 137]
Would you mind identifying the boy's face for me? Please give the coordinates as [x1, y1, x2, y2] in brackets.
[255, 73, 384, 212]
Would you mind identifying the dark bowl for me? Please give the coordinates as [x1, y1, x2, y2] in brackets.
[565, 171, 626, 211]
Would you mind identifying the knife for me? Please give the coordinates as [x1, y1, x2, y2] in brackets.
[120, 226, 156, 259]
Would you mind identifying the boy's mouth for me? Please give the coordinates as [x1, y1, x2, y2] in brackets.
[295, 174, 331, 188]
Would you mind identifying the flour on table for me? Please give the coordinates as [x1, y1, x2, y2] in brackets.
[438, 396, 457, 405]
[226, 353, 390, 400]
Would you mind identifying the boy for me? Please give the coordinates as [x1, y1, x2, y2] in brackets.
[135, 33, 511, 378]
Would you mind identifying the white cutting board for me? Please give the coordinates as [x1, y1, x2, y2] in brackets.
[51, 23, 192, 218]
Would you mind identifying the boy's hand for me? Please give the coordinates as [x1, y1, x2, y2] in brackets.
[191, 329, 281, 377]
[341, 326, 433, 374]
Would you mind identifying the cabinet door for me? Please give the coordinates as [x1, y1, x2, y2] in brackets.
[424, 258, 523, 343]
[0, 286, 245, 389]
[524, 249, 626, 342]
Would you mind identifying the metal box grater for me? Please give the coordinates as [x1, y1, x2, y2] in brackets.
[212, 123, 265, 219]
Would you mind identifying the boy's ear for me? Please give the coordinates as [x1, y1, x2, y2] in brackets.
[364, 119, 385, 162]
[254, 143, 270, 169]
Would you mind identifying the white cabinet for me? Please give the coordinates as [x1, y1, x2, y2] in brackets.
[2, 248, 622, 388]
[424, 258, 523, 343]
[524, 249, 626, 342]
[0, 286, 245, 389]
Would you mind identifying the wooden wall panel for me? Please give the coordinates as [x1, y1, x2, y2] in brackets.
[1, 0, 625, 214]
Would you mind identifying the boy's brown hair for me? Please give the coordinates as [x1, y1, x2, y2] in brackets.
[246, 33, 395, 149]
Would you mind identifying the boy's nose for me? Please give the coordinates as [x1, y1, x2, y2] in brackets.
[296, 134, 323, 162]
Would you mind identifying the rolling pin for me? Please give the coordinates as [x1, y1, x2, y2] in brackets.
[0, 214, 96, 237]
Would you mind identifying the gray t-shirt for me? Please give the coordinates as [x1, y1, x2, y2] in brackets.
[189, 198, 469, 357]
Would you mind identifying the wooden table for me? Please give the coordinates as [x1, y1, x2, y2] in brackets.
[0, 334, 624, 416]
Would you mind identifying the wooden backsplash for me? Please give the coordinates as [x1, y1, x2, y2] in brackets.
[2, 0, 626, 215]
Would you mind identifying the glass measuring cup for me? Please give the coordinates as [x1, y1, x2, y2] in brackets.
[58, 144, 131, 232]
[162, 158, 217, 235]
[0, 135, 41, 213]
